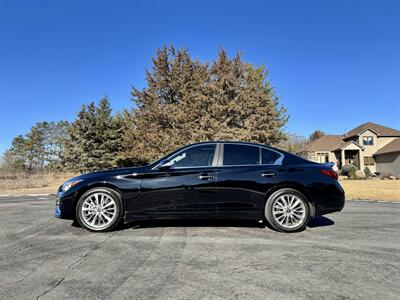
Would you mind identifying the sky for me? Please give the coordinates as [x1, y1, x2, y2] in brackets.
[0, 0, 399, 154]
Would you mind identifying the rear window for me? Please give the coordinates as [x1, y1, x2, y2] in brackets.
[223, 144, 260, 165]
[261, 148, 281, 164]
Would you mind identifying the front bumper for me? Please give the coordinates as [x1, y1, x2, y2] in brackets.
[54, 191, 76, 219]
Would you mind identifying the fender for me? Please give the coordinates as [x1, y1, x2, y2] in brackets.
[72, 181, 124, 210]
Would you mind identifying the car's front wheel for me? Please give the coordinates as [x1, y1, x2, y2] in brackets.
[264, 188, 310, 233]
[76, 187, 123, 232]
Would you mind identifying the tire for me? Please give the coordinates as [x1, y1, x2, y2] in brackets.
[264, 188, 310, 233]
[76, 187, 123, 232]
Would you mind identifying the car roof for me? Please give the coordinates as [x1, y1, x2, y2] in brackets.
[188, 141, 273, 148]
[190, 141, 314, 165]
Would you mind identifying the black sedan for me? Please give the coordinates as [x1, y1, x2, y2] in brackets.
[55, 141, 344, 233]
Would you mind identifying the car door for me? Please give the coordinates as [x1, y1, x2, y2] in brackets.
[214, 143, 283, 218]
[138, 143, 218, 218]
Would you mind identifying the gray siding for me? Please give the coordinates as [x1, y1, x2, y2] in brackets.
[375, 153, 400, 176]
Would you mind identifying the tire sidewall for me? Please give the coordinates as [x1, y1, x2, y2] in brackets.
[76, 187, 123, 232]
[265, 188, 310, 233]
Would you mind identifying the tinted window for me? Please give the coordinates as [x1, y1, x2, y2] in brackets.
[163, 145, 216, 168]
[223, 144, 260, 166]
[261, 148, 281, 164]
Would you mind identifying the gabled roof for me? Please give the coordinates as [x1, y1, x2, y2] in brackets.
[344, 122, 400, 140]
[304, 135, 343, 152]
[374, 138, 400, 156]
[335, 140, 364, 150]
[304, 122, 400, 153]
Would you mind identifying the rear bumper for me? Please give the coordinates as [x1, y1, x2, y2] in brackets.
[312, 181, 345, 216]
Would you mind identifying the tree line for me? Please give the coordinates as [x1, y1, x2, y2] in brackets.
[1, 46, 322, 173]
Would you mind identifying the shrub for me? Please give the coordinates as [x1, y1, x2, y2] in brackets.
[364, 167, 372, 178]
[381, 172, 394, 179]
[341, 164, 355, 175]
[348, 166, 357, 179]
[341, 164, 357, 179]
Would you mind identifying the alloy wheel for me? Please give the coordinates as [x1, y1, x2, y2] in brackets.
[271, 193, 306, 229]
[81, 192, 117, 230]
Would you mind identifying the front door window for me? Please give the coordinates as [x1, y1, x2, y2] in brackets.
[162, 144, 216, 168]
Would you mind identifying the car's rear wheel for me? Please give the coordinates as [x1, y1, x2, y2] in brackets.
[76, 187, 123, 232]
[264, 188, 310, 233]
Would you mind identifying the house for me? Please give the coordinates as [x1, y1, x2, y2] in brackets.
[304, 122, 400, 175]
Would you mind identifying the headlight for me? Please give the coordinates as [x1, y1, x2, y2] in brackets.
[62, 180, 83, 192]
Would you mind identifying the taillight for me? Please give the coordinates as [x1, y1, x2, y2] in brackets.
[320, 170, 338, 180]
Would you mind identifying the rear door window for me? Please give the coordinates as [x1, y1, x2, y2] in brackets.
[223, 144, 260, 166]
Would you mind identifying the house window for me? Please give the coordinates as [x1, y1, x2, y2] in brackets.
[364, 156, 375, 165]
[362, 136, 374, 146]
[316, 152, 329, 163]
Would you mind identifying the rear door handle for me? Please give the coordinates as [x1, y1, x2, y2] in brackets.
[261, 172, 277, 177]
[198, 175, 214, 180]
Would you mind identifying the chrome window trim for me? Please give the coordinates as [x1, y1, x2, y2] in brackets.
[151, 143, 218, 170]
[216, 143, 224, 167]
[212, 143, 221, 166]
[166, 163, 283, 170]
[166, 166, 220, 170]
[221, 142, 284, 166]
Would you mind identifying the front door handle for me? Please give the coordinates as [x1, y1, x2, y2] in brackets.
[261, 172, 277, 177]
[198, 174, 214, 180]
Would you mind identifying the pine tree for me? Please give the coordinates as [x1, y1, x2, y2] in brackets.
[309, 130, 325, 142]
[63, 97, 123, 172]
[4, 135, 28, 171]
[93, 98, 123, 169]
[44, 121, 70, 171]
[63, 106, 90, 171]
[25, 124, 46, 170]
[203, 50, 287, 144]
[121, 47, 287, 164]
[3, 121, 70, 172]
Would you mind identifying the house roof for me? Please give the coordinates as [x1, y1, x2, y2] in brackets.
[335, 140, 364, 150]
[374, 138, 400, 156]
[304, 135, 343, 151]
[305, 122, 400, 153]
[344, 122, 400, 139]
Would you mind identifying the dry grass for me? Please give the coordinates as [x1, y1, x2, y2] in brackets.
[0, 172, 77, 195]
[340, 179, 400, 201]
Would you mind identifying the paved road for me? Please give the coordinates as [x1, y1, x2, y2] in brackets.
[0, 195, 399, 300]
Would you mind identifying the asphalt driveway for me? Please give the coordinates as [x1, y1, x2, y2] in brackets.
[0, 195, 399, 299]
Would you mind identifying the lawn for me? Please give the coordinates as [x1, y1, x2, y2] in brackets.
[0, 172, 77, 196]
[340, 179, 400, 201]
